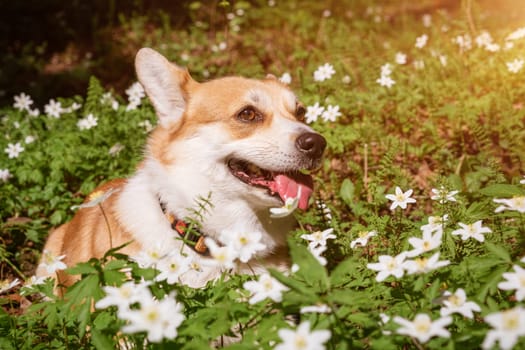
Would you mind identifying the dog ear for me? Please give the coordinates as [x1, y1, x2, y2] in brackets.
[135, 48, 196, 127]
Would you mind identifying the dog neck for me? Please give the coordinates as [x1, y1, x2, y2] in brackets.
[116, 162, 296, 258]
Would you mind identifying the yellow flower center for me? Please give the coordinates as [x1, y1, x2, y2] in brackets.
[146, 310, 159, 322]
[313, 232, 322, 240]
[449, 294, 462, 307]
[358, 231, 368, 238]
[87, 190, 104, 202]
[415, 319, 431, 333]
[387, 260, 397, 270]
[263, 280, 273, 291]
[416, 258, 428, 269]
[44, 252, 56, 264]
[520, 276, 525, 288]
[513, 196, 525, 207]
[502, 311, 520, 331]
[120, 287, 132, 299]
[294, 335, 307, 349]
[216, 252, 227, 262]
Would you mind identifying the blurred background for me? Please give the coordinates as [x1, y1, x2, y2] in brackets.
[0, 0, 524, 107]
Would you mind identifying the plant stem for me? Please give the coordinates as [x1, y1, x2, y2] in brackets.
[412, 337, 425, 350]
[364, 143, 371, 203]
[2, 257, 25, 279]
[98, 204, 113, 250]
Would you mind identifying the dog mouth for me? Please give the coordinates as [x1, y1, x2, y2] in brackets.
[227, 159, 314, 210]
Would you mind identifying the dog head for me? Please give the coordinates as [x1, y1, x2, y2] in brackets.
[135, 48, 326, 215]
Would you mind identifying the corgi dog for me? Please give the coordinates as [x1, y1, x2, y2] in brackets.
[36, 48, 326, 289]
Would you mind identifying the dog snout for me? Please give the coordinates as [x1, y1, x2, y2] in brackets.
[295, 132, 327, 159]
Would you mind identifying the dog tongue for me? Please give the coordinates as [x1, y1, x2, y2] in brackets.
[271, 173, 313, 210]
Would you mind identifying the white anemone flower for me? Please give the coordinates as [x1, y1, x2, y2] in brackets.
[498, 265, 525, 301]
[313, 63, 335, 82]
[120, 293, 185, 343]
[77, 113, 98, 130]
[350, 230, 377, 249]
[376, 74, 396, 88]
[270, 188, 301, 218]
[402, 252, 450, 274]
[243, 272, 289, 304]
[71, 188, 118, 210]
[309, 245, 328, 266]
[406, 230, 442, 257]
[367, 253, 407, 282]
[4, 142, 24, 159]
[415, 34, 429, 49]
[203, 238, 238, 270]
[430, 186, 459, 203]
[321, 105, 341, 122]
[451, 220, 492, 242]
[132, 243, 170, 268]
[395, 52, 407, 65]
[301, 228, 336, 249]
[394, 313, 452, 343]
[95, 280, 153, 312]
[0, 169, 12, 182]
[13, 92, 33, 111]
[38, 250, 67, 274]
[0, 279, 20, 294]
[493, 196, 525, 213]
[220, 229, 266, 263]
[155, 252, 192, 284]
[305, 102, 325, 124]
[439, 288, 481, 319]
[482, 306, 525, 350]
[279, 72, 292, 84]
[507, 58, 524, 73]
[275, 321, 331, 350]
[420, 215, 448, 233]
[44, 99, 63, 118]
[385, 186, 416, 210]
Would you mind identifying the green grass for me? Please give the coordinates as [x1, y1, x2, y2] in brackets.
[1, 1, 525, 349]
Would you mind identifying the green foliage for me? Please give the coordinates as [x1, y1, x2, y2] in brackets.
[1, 0, 525, 349]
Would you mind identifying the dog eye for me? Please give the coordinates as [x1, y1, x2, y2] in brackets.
[237, 107, 262, 123]
[295, 104, 306, 122]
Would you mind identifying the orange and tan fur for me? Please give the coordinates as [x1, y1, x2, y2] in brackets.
[36, 48, 326, 289]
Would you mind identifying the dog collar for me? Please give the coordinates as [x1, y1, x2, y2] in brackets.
[159, 201, 209, 255]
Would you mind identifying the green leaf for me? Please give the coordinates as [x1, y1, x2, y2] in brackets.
[339, 178, 355, 206]
[326, 289, 371, 308]
[104, 259, 129, 271]
[288, 241, 330, 292]
[65, 275, 103, 310]
[485, 242, 512, 263]
[268, 269, 317, 300]
[91, 329, 114, 350]
[77, 302, 92, 338]
[479, 184, 525, 197]
[49, 210, 65, 225]
[67, 262, 98, 276]
[477, 266, 507, 301]
[345, 312, 376, 328]
[93, 312, 115, 330]
[329, 257, 360, 287]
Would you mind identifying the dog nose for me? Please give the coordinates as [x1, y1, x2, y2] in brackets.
[295, 132, 327, 159]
